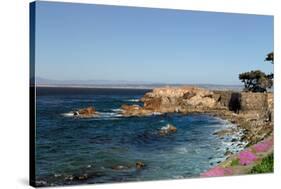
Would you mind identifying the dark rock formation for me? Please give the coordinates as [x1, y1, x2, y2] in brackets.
[64, 174, 89, 181]
[136, 161, 145, 169]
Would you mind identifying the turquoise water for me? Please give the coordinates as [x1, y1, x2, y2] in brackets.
[35, 87, 240, 186]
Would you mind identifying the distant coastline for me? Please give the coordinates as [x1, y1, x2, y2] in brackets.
[36, 84, 155, 90]
[35, 84, 244, 91]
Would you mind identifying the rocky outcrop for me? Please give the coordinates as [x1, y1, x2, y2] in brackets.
[159, 124, 177, 136]
[121, 104, 154, 117]
[122, 87, 218, 116]
[73, 107, 97, 118]
[121, 87, 273, 121]
[140, 87, 216, 113]
[120, 86, 273, 145]
[136, 161, 145, 169]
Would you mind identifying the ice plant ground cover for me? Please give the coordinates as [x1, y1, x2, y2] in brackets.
[238, 150, 257, 165]
[252, 138, 273, 153]
[201, 167, 233, 177]
[201, 137, 273, 177]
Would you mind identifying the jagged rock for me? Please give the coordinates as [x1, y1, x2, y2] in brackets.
[78, 107, 96, 115]
[78, 174, 88, 180]
[159, 124, 177, 136]
[213, 129, 236, 137]
[122, 87, 217, 116]
[119, 86, 273, 145]
[136, 161, 145, 169]
[121, 104, 154, 116]
[73, 106, 97, 118]
[231, 138, 238, 142]
[141, 87, 216, 112]
[64, 175, 74, 181]
[224, 151, 233, 156]
[64, 174, 89, 181]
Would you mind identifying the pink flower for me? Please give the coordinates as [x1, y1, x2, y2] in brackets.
[238, 150, 257, 165]
[253, 139, 273, 153]
[201, 166, 233, 177]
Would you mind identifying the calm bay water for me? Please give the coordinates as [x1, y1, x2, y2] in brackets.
[35, 87, 239, 186]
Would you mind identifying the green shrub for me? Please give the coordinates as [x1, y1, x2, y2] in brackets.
[251, 153, 274, 173]
[230, 159, 239, 166]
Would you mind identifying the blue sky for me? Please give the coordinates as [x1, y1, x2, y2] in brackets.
[34, 1, 273, 85]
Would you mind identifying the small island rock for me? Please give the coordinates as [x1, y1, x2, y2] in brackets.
[159, 124, 177, 136]
[136, 161, 145, 169]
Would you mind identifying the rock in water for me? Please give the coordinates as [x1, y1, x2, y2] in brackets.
[120, 86, 217, 116]
[64, 175, 74, 181]
[78, 174, 88, 180]
[72, 106, 97, 118]
[121, 104, 154, 117]
[78, 107, 96, 115]
[159, 124, 177, 136]
[141, 86, 216, 112]
[136, 161, 145, 169]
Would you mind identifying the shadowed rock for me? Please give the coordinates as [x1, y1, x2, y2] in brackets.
[136, 161, 145, 169]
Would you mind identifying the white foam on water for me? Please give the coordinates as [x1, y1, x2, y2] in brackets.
[160, 124, 173, 131]
[127, 99, 139, 102]
[111, 108, 122, 112]
[61, 112, 74, 117]
[152, 112, 162, 115]
[175, 146, 189, 154]
[97, 112, 123, 118]
[222, 141, 233, 147]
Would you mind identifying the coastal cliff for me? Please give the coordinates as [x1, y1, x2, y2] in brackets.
[121, 86, 273, 145]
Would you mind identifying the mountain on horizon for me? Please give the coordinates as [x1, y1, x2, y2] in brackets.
[34, 77, 165, 85]
[33, 77, 244, 91]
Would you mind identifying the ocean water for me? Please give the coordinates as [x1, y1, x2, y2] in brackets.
[35, 87, 243, 186]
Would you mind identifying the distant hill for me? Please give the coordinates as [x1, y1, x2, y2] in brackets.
[33, 77, 244, 91]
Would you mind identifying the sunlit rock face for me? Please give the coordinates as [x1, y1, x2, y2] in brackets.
[120, 86, 273, 145]
[139, 87, 216, 113]
[121, 87, 217, 116]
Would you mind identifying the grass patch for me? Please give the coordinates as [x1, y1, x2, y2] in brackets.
[251, 153, 274, 173]
[230, 159, 239, 166]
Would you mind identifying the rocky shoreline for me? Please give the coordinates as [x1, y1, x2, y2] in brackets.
[56, 86, 273, 186]
[120, 86, 273, 146]
[201, 136, 273, 177]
